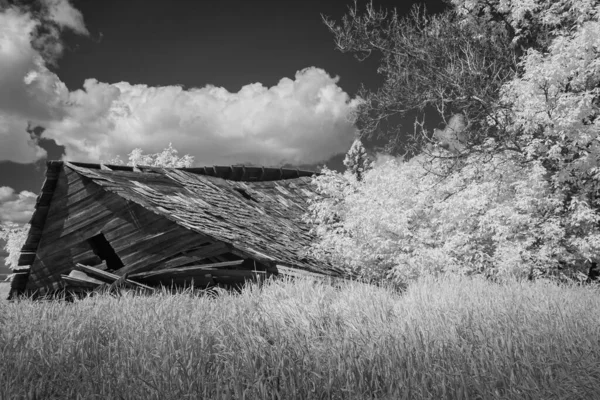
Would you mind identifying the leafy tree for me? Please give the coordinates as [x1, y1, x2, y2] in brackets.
[107, 143, 194, 168]
[308, 0, 600, 284]
[450, 0, 598, 55]
[323, 1, 518, 156]
[343, 139, 372, 180]
[324, 0, 599, 163]
[307, 152, 598, 286]
[497, 12, 600, 209]
[0, 222, 29, 270]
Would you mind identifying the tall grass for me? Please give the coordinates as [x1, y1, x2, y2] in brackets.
[1, 275, 599, 399]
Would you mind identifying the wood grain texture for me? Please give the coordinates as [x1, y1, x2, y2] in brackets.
[75, 264, 154, 291]
[129, 260, 245, 279]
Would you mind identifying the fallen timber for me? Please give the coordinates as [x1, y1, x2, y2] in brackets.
[54, 261, 340, 297]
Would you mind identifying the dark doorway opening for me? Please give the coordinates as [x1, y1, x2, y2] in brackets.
[87, 233, 124, 271]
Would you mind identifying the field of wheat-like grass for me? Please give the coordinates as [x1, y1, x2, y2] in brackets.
[1, 275, 599, 400]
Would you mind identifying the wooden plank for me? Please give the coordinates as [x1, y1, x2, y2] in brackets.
[109, 214, 183, 249]
[114, 225, 187, 255]
[64, 185, 106, 208]
[36, 191, 153, 262]
[142, 274, 215, 288]
[230, 247, 272, 264]
[275, 265, 329, 279]
[40, 199, 113, 244]
[61, 270, 104, 287]
[209, 269, 266, 279]
[118, 232, 209, 275]
[17, 252, 36, 266]
[106, 200, 209, 244]
[101, 216, 136, 237]
[209, 269, 266, 285]
[73, 253, 102, 267]
[131, 267, 264, 288]
[129, 260, 244, 279]
[94, 261, 108, 271]
[36, 215, 113, 260]
[41, 188, 120, 237]
[162, 242, 231, 269]
[47, 175, 104, 213]
[71, 247, 102, 267]
[61, 275, 99, 289]
[75, 263, 154, 291]
[26, 259, 74, 291]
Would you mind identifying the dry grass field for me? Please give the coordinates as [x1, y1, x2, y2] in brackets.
[1, 275, 599, 399]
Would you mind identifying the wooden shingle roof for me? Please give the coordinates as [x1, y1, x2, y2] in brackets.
[19, 161, 342, 277]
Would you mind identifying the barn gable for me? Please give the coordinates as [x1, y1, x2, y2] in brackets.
[11, 161, 340, 296]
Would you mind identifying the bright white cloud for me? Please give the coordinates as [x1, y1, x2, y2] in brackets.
[41, 0, 88, 35]
[0, 2, 359, 167]
[0, 187, 36, 224]
[0, 2, 79, 163]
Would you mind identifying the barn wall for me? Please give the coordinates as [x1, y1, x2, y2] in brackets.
[26, 166, 237, 294]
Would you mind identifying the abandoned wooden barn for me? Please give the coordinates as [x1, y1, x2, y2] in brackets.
[10, 161, 342, 297]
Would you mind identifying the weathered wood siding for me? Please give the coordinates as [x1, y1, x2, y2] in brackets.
[27, 166, 236, 294]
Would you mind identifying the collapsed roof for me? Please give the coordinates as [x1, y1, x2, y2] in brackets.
[12, 161, 342, 296]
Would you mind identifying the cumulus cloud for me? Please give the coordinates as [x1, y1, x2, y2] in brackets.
[44, 68, 360, 166]
[0, 1, 81, 163]
[40, 0, 88, 35]
[0, 1, 359, 167]
[0, 187, 36, 224]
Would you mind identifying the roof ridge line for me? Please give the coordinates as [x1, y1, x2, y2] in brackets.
[51, 160, 320, 182]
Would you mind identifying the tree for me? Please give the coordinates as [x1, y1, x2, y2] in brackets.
[497, 14, 600, 208]
[309, 0, 600, 283]
[306, 151, 598, 286]
[107, 143, 194, 168]
[0, 222, 29, 270]
[324, 0, 599, 164]
[343, 139, 372, 180]
[323, 2, 518, 156]
[450, 0, 599, 55]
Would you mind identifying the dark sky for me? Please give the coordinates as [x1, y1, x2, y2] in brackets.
[0, 0, 447, 194]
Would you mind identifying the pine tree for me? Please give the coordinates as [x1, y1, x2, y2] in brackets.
[343, 139, 372, 181]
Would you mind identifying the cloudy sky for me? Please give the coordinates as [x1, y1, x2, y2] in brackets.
[0, 0, 445, 272]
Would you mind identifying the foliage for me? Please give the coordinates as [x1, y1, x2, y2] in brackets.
[107, 143, 194, 168]
[450, 0, 599, 52]
[310, 0, 600, 284]
[324, 0, 600, 162]
[308, 153, 600, 284]
[343, 138, 372, 180]
[497, 13, 600, 210]
[2, 276, 600, 399]
[323, 2, 518, 155]
[0, 222, 29, 270]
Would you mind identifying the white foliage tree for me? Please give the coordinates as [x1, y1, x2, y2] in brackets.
[107, 143, 194, 168]
[433, 114, 468, 154]
[0, 222, 29, 270]
[307, 152, 599, 286]
[306, 0, 600, 286]
[499, 14, 600, 200]
[343, 139, 372, 181]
